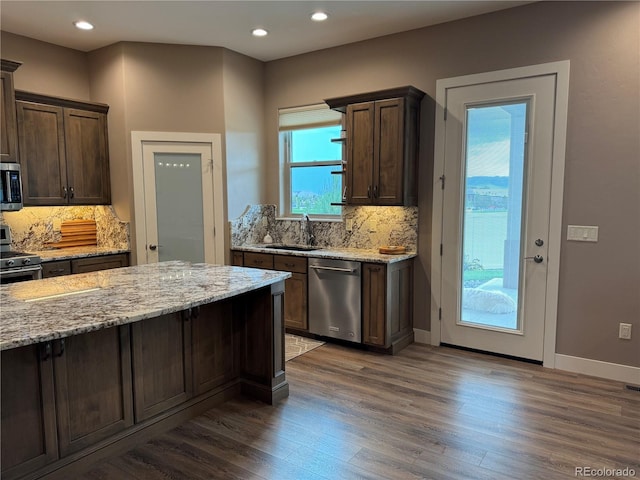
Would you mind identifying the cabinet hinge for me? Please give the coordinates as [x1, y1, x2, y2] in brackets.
[444, 107, 447, 121]
[440, 244, 443, 256]
[439, 175, 445, 190]
[439, 308, 442, 320]
[524, 131, 529, 144]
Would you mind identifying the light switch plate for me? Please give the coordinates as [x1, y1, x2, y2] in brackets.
[567, 225, 598, 242]
[345, 219, 354, 232]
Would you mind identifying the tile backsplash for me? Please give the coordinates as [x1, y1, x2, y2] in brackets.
[0, 206, 130, 251]
[230, 204, 417, 251]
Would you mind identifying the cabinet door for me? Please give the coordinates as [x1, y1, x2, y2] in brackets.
[374, 98, 405, 205]
[132, 313, 192, 422]
[63, 108, 110, 204]
[16, 101, 67, 205]
[283, 272, 308, 330]
[244, 252, 274, 269]
[42, 260, 72, 278]
[71, 254, 129, 274]
[362, 263, 387, 346]
[192, 302, 238, 396]
[53, 327, 133, 457]
[1, 71, 19, 162]
[231, 250, 244, 266]
[1, 344, 58, 479]
[346, 102, 375, 204]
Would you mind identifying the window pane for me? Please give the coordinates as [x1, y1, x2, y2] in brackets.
[291, 165, 342, 215]
[291, 126, 342, 163]
[460, 102, 527, 331]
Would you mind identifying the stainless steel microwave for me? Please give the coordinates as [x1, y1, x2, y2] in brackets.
[0, 162, 23, 211]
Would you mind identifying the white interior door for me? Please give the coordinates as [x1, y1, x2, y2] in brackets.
[132, 132, 225, 266]
[440, 75, 556, 362]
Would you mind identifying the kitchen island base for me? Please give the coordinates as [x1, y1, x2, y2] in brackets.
[1, 280, 287, 480]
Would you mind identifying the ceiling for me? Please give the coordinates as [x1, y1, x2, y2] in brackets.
[0, 1, 531, 62]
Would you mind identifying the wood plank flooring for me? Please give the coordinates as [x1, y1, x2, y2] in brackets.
[79, 343, 640, 479]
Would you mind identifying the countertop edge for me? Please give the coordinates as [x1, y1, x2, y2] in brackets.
[34, 247, 131, 262]
[232, 245, 417, 263]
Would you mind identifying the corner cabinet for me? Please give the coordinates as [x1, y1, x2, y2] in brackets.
[0, 59, 21, 163]
[15, 91, 111, 206]
[325, 86, 425, 206]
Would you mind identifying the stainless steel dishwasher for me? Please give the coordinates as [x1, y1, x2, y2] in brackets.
[308, 258, 361, 343]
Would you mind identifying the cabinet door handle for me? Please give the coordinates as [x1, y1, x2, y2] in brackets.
[69, 187, 75, 199]
[49, 268, 66, 274]
[62, 186, 68, 199]
[367, 185, 371, 198]
[373, 185, 378, 198]
[55, 339, 65, 357]
[284, 263, 295, 268]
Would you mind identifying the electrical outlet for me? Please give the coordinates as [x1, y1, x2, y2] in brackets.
[52, 219, 62, 231]
[345, 219, 354, 232]
[619, 323, 632, 340]
[262, 216, 268, 227]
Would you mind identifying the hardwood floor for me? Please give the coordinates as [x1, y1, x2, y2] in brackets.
[79, 343, 639, 479]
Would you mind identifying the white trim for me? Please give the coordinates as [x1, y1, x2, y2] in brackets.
[413, 328, 431, 345]
[131, 131, 225, 266]
[431, 61, 570, 370]
[555, 354, 640, 385]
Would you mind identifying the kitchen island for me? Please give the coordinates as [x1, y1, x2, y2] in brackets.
[1, 261, 290, 480]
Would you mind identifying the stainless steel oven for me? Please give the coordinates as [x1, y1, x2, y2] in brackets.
[0, 225, 42, 284]
[0, 162, 24, 211]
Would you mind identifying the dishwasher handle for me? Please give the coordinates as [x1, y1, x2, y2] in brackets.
[309, 265, 355, 274]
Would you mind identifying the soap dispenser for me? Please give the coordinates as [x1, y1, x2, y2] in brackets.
[263, 232, 273, 244]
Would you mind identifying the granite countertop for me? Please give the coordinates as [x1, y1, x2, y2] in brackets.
[233, 244, 417, 264]
[0, 261, 290, 351]
[30, 246, 131, 262]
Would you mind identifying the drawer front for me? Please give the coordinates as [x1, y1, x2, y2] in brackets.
[274, 255, 307, 274]
[42, 260, 72, 278]
[243, 252, 274, 269]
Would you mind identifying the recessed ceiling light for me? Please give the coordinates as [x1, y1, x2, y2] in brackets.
[252, 28, 268, 37]
[311, 12, 328, 22]
[74, 20, 94, 30]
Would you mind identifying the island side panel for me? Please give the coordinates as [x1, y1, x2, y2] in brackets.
[237, 281, 289, 404]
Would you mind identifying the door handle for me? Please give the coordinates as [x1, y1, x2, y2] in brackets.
[148, 244, 162, 251]
[524, 255, 544, 263]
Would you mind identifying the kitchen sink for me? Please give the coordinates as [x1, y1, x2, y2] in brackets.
[263, 244, 321, 252]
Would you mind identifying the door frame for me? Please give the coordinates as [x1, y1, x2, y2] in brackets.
[430, 61, 570, 368]
[131, 131, 225, 266]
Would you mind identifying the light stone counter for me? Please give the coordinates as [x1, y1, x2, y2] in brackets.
[233, 244, 417, 264]
[32, 246, 131, 262]
[0, 261, 290, 350]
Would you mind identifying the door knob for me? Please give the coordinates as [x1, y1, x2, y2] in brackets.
[524, 255, 544, 263]
[535, 239, 544, 246]
[149, 244, 158, 251]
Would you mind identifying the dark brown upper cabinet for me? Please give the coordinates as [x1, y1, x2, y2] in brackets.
[1, 59, 21, 163]
[325, 86, 424, 206]
[16, 91, 111, 205]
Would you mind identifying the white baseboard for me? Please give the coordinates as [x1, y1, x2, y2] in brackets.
[555, 354, 640, 385]
[413, 328, 431, 345]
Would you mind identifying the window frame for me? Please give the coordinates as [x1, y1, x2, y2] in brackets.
[279, 105, 344, 219]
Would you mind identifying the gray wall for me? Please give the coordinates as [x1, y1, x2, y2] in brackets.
[263, 1, 640, 367]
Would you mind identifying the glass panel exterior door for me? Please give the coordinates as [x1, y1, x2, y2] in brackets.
[154, 153, 204, 263]
[460, 102, 527, 331]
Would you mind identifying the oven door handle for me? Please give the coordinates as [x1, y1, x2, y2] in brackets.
[0, 265, 43, 278]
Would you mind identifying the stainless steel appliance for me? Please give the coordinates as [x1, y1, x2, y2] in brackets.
[0, 162, 24, 211]
[0, 225, 42, 283]
[308, 258, 361, 343]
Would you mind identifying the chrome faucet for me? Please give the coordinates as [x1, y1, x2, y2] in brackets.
[303, 214, 316, 246]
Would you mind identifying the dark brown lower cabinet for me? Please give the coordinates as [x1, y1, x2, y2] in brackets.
[362, 259, 414, 352]
[1, 344, 57, 480]
[131, 312, 192, 422]
[0, 327, 133, 479]
[192, 301, 238, 396]
[42, 253, 129, 278]
[53, 327, 133, 457]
